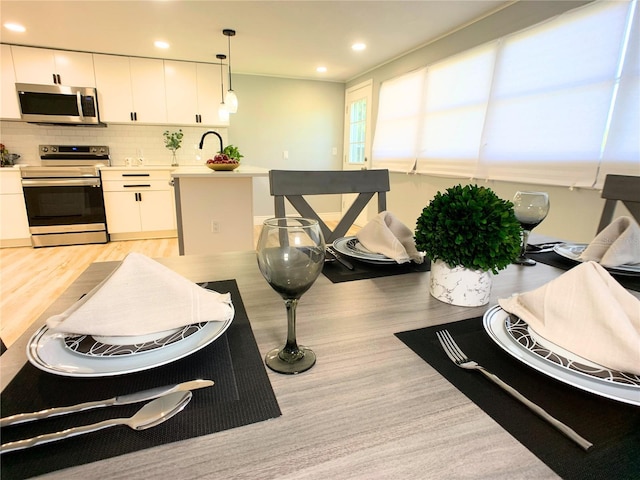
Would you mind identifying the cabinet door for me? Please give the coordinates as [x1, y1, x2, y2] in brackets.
[1, 45, 20, 119]
[94, 54, 135, 123]
[103, 191, 142, 233]
[52, 50, 95, 86]
[165, 61, 199, 125]
[196, 63, 228, 126]
[12, 46, 94, 86]
[130, 58, 167, 124]
[0, 194, 31, 241]
[11, 46, 57, 84]
[138, 190, 176, 231]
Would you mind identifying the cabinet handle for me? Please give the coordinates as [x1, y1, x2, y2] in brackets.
[52, 73, 57, 84]
[134, 112, 138, 121]
[122, 173, 150, 177]
[124, 184, 151, 188]
[57, 74, 62, 84]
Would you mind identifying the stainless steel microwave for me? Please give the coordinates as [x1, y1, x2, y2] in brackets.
[16, 83, 103, 126]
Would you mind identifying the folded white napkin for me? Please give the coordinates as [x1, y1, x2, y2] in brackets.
[579, 216, 640, 267]
[499, 261, 640, 374]
[47, 252, 233, 337]
[356, 211, 424, 264]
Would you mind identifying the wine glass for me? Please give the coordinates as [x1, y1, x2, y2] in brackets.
[256, 218, 325, 374]
[512, 191, 550, 266]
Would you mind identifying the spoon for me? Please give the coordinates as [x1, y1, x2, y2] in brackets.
[1, 391, 192, 454]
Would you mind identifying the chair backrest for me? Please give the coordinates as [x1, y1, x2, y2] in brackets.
[597, 174, 640, 233]
[269, 169, 390, 243]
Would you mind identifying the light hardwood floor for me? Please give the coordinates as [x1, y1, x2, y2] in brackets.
[0, 238, 180, 349]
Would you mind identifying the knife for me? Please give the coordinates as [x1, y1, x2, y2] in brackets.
[327, 246, 354, 270]
[0, 379, 213, 427]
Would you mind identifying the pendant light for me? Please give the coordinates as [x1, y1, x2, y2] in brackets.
[223, 29, 238, 113]
[216, 54, 229, 122]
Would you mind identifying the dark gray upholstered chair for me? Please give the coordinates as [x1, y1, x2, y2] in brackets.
[269, 169, 390, 244]
[596, 175, 640, 233]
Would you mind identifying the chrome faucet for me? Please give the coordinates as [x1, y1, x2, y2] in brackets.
[198, 131, 224, 153]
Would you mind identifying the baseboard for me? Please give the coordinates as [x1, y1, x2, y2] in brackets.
[0, 238, 32, 248]
[109, 230, 178, 241]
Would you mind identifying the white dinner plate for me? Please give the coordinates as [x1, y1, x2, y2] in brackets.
[553, 243, 640, 275]
[483, 305, 640, 406]
[332, 236, 397, 264]
[27, 305, 234, 377]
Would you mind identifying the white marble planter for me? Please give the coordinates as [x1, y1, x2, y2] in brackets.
[429, 259, 492, 307]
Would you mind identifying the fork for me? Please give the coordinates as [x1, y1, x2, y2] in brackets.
[436, 329, 593, 451]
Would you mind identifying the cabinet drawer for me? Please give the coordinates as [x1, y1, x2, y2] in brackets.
[101, 170, 171, 182]
[102, 179, 172, 192]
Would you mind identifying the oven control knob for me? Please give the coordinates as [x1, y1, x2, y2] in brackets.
[41, 146, 48, 152]
[51, 147, 57, 152]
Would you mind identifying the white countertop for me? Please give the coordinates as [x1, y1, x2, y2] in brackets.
[170, 164, 269, 178]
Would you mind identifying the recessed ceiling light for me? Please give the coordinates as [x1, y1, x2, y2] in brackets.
[352, 43, 366, 51]
[154, 40, 170, 49]
[4, 23, 26, 33]
[316, 66, 327, 73]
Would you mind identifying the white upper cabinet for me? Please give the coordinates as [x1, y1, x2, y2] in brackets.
[196, 63, 228, 126]
[130, 57, 167, 124]
[11, 46, 95, 86]
[164, 61, 228, 126]
[93, 54, 135, 123]
[94, 54, 167, 124]
[1, 45, 20, 119]
[6, 46, 227, 126]
[164, 60, 199, 125]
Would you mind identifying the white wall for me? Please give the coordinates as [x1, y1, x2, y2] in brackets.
[228, 75, 345, 218]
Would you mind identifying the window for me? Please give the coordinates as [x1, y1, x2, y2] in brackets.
[372, 0, 639, 187]
[347, 98, 367, 165]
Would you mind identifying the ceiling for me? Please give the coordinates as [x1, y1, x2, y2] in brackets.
[0, 1, 510, 82]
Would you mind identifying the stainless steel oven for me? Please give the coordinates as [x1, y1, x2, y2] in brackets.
[21, 145, 110, 247]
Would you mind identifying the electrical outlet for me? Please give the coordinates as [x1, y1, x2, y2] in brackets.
[211, 220, 220, 233]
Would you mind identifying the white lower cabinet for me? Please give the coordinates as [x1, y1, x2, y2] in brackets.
[0, 169, 31, 247]
[101, 169, 176, 240]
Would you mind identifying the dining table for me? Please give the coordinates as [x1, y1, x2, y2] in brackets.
[2, 236, 639, 479]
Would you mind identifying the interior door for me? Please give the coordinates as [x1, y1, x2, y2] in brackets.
[342, 80, 373, 226]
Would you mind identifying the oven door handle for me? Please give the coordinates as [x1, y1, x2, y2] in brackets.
[22, 178, 101, 187]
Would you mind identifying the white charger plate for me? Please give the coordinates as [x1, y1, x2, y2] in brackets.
[483, 305, 640, 406]
[27, 305, 234, 377]
[553, 243, 640, 275]
[332, 236, 397, 264]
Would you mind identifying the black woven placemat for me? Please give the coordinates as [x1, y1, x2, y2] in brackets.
[1, 280, 281, 480]
[395, 317, 640, 480]
[322, 258, 430, 283]
[530, 251, 640, 291]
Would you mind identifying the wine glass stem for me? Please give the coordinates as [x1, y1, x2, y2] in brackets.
[283, 298, 301, 357]
[520, 229, 531, 258]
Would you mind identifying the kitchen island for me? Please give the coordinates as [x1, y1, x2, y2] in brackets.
[171, 165, 269, 255]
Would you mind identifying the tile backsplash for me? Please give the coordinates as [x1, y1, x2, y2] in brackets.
[0, 121, 228, 166]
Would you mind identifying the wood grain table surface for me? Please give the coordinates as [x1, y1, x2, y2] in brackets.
[3, 248, 637, 479]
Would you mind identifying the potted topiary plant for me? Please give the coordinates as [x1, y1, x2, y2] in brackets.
[415, 184, 521, 306]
